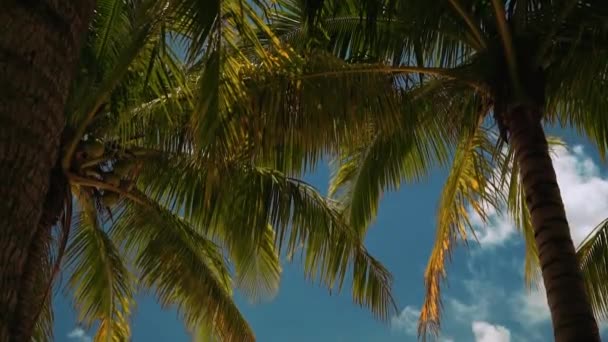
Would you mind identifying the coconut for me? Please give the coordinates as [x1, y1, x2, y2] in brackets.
[83, 169, 101, 179]
[113, 160, 135, 176]
[104, 173, 121, 187]
[101, 192, 120, 207]
[82, 140, 105, 158]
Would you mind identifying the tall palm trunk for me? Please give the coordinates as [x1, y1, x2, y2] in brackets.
[506, 105, 600, 342]
[0, 2, 94, 341]
[15, 165, 69, 340]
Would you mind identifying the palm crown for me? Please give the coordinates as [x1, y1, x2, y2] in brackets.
[32, 1, 397, 341]
[242, 0, 608, 340]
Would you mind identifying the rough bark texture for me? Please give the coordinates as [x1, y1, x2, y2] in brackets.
[0, 1, 94, 341]
[14, 165, 69, 340]
[507, 106, 600, 342]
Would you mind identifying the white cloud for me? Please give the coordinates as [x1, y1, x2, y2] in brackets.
[516, 286, 608, 337]
[391, 306, 420, 336]
[513, 285, 550, 326]
[516, 284, 608, 334]
[425, 144, 608, 340]
[463, 144, 608, 336]
[447, 278, 506, 324]
[391, 306, 456, 340]
[469, 205, 517, 247]
[473, 145, 608, 248]
[552, 145, 608, 246]
[67, 328, 92, 342]
[449, 297, 486, 322]
[472, 321, 511, 342]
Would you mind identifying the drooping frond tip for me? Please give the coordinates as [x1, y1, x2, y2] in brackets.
[418, 126, 501, 339]
[578, 218, 608, 321]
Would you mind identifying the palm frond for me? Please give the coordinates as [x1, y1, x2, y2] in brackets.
[31, 172, 72, 342]
[447, 0, 487, 50]
[165, 0, 296, 155]
[230, 224, 282, 303]
[31, 294, 53, 342]
[419, 126, 500, 338]
[32, 197, 73, 342]
[110, 196, 255, 342]
[225, 165, 396, 319]
[128, 140, 396, 318]
[548, 50, 608, 158]
[137, 151, 397, 319]
[578, 218, 608, 321]
[66, 191, 134, 342]
[242, 52, 484, 178]
[273, 0, 480, 68]
[64, 0, 186, 168]
[30, 246, 54, 342]
[329, 111, 451, 235]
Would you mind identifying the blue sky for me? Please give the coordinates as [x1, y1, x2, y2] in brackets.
[56, 131, 608, 341]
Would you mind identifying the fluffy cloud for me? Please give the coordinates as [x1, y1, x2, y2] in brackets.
[470, 205, 517, 247]
[474, 145, 608, 248]
[447, 278, 506, 324]
[399, 145, 607, 340]
[470, 145, 608, 330]
[552, 145, 608, 245]
[446, 264, 608, 340]
[451, 258, 550, 329]
[513, 285, 550, 327]
[67, 328, 92, 342]
[449, 297, 487, 322]
[516, 284, 608, 334]
[391, 306, 420, 336]
[391, 306, 457, 340]
[472, 321, 511, 342]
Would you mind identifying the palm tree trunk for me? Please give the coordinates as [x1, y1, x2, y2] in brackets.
[14, 165, 69, 340]
[507, 105, 600, 342]
[0, 2, 94, 341]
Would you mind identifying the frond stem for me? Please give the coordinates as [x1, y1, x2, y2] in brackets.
[62, 104, 107, 171]
[578, 218, 608, 253]
[490, 0, 521, 93]
[79, 157, 110, 170]
[534, 0, 578, 66]
[67, 172, 146, 205]
[300, 66, 449, 79]
[448, 0, 487, 50]
[418, 118, 486, 338]
[298, 66, 484, 91]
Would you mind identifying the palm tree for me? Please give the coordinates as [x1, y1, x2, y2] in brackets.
[5, 1, 396, 341]
[248, 1, 608, 340]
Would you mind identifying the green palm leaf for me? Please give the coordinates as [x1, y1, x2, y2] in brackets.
[65, 191, 134, 342]
[229, 224, 282, 303]
[419, 125, 500, 337]
[578, 218, 608, 321]
[31, 261, 54, 342]
[43, 0, 400, 339]
[228, 165, 397, 319]
[328, 80, 466, 235]
[111, 197, 255, 341]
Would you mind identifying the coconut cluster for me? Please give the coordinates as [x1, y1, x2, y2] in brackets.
[75, 137, 139, 208]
